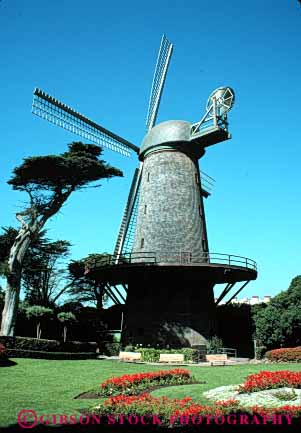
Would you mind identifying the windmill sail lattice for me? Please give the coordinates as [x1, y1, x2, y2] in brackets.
[114, 167, 142, 258]
[32, 88, 139, 157]
[146, 35, 173, 131]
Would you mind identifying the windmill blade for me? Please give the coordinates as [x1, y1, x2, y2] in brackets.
[113, 164, 142, 260]
[32, 88, 139, 157]
[146, 34, 173, 131]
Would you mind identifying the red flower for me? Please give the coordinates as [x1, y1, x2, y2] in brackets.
[238, 370, 301, 393]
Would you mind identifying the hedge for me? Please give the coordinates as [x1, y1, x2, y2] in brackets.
[124, 347, 201, 363]
[265, 347, 301, 362]
[98, 342, 120, 356]
[0, 336, 97, 353]
[6, 349, 97, 360]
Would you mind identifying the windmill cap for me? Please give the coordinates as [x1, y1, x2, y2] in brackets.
[140, 120, 192, 158]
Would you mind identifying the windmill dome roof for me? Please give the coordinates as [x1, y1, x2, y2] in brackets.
[140, 120, 191, 158]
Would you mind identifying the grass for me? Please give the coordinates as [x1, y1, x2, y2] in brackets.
[0, 359, 300, 428]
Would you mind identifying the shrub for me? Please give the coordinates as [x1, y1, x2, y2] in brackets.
[98, 342, 120, 356]
[238, 370, 301, 393]
[0, 336, 96, 353]
[265, 347, 301, 362]
[255, 345, 266, 359]
[127, 347, 200, 363]
[124, 345, 135, 352]
[6, 349, 96, 360]
[206, 335, 224, 353]
[99, 368, 194, 396]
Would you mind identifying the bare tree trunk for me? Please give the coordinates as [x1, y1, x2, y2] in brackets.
[37, 322, 41, 340]
[1, 188, 74, 337]
[0, 223, 32, 336]
[63, 325, 67, 343]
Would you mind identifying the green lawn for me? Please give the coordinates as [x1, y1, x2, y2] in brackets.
[0, 359, 300, 428]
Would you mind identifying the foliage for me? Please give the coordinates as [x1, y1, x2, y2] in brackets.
[0, 228, 71, 308]
[273, 389, 297, 401]
[8, 142, 122, 194]
[23, 238, 71, 308]
[6, 349, 96, 359]
[255, 345, 267, 360]
[98, 369, 194, 397]
[0, 335, 96, 353]
[25, 305, 53, 320]
[25, 305, 53, 339]
[238, 370, 301, 393]
[265, 347, 301, 362]
[57, 312, 76, 323]
[206, 335, 224, 353]
[253, 276, 301, 349]
[1, 142, 122, 336]
[125, 347, 200, 363]
[90, 394, 301, 425]
[67, 253, 112, 308]
[98, 342, 121, 356]
[57, 311, 77, 342]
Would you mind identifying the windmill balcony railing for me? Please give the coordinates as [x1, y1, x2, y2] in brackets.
[85, 251, 257, 273]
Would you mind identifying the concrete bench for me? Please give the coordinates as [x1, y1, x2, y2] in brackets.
[119, 351, 141, 362]
[206, 354, 227, 366]
[159, 353, 185, 363]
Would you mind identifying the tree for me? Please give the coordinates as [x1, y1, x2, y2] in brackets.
[1, 142, 122, 336]
[253, 276, 301, 349]
[57, 312, 76, 342]
[0, 227, 72, 308]
[23, 238, 71, 308]
[67, 253, 112, 309]
[25, 305, 53, 339]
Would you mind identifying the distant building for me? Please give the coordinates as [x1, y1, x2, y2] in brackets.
[216, 295, 271, 305]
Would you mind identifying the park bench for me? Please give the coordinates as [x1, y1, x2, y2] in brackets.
[119, 351, 141, 362]
[205, 354, 227, 366]
[159, 353, 185, 363]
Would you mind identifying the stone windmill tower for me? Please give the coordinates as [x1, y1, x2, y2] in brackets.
[32, 35, 257, 347]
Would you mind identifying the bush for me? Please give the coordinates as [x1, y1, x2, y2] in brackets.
[206, 335, 224, 353]
[124, 347, 200, 363]
[0, 336, 96, 353]
[98, 342, 120, 356]
[255, 345, 267, 359]
[124, 345, 135, 352]
[6, 349, 96, 360]
[265, 346, 301, 362]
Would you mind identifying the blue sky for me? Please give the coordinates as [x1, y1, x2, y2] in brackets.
[0, 0, 300, 301]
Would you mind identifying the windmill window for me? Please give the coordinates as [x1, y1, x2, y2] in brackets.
[147, 172, 150, 182]
[144, 205, 147, 214]
[140, 238, 144, 248]
[199, 205, 202, 216]
[195, 173, 199, 184]
[202, 239, 207, 251]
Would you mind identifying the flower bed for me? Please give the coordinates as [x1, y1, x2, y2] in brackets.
[99, 368, 194, 396]
[238, 371, 301, 393]
[89, 393, 301, 426]
[265, 347, 301, 362]
[204, 385, 301, 407]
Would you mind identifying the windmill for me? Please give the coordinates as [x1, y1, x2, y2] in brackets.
[32, 34, 257, 347]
